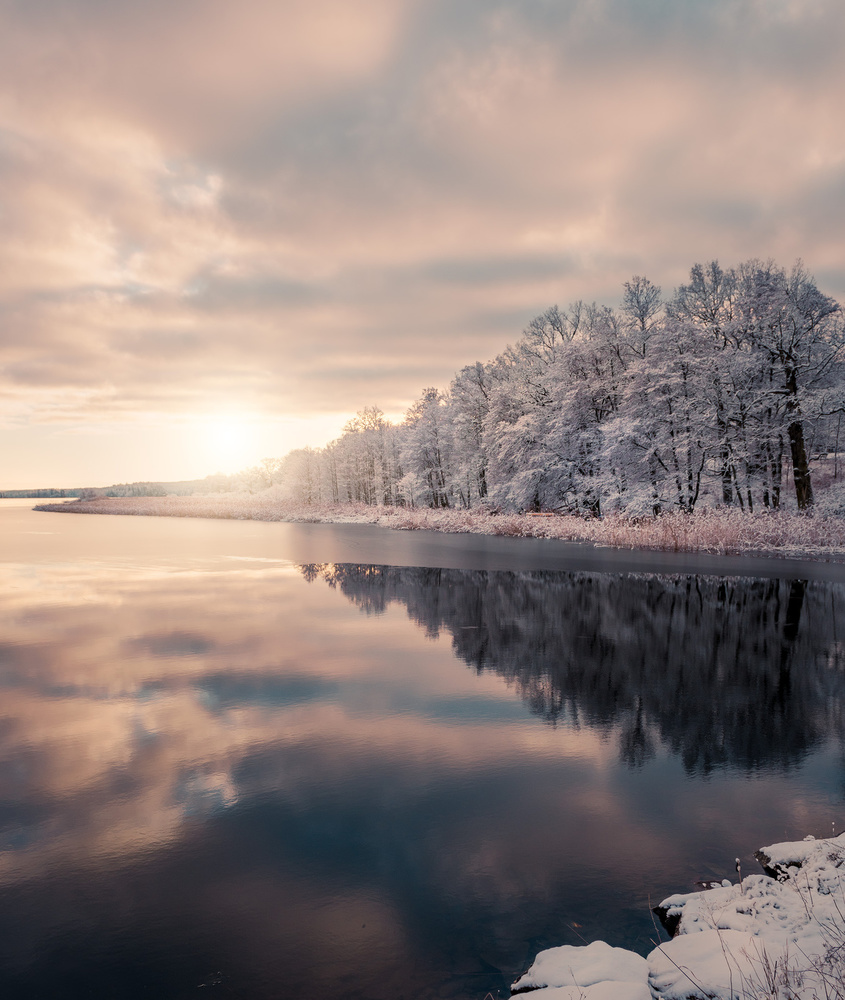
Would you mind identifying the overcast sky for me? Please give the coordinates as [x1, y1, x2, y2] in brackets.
[2, 0, 844, 487]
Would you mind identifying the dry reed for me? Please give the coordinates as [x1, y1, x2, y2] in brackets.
[34, 490, 845, 561]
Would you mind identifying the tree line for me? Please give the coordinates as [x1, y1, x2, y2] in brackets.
[276, 259, 845, 515]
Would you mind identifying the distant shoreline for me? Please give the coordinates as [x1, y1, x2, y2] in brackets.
[33, 491, 845, 563]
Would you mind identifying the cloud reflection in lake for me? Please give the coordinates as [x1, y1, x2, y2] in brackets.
[0, 545, 843, 998]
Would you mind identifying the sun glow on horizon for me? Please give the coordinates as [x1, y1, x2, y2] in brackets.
[182, 409, 357, 478]
[0, 410, 363, 491]
[189, 413, 258, 474]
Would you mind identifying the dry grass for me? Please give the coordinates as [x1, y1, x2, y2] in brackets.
[34, 488, 845, 561]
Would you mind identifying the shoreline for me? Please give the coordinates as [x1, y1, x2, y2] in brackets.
[33, 492, 845, 564]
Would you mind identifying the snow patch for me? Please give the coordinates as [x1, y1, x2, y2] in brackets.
[511, 941, 649, 999]
[514, 833, 845, 1000]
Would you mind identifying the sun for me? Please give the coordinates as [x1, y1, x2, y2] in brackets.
[190, 413, 258, 474]
[177, 409, 354, 480]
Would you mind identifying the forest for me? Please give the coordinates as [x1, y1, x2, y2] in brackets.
[270, 259, 845, 517]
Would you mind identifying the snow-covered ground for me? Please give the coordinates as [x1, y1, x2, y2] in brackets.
[513, 833, 845, 1000]
[33, 487, 845, 561]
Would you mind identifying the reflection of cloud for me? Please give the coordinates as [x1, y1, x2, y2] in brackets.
[1, 552, 841, 996]
[2, 556, 839, 900]
[177, 770, 239, 814]
[125, 631, 215, 658]
[196, 671, 337, 711]
[0, 559, 625, 890]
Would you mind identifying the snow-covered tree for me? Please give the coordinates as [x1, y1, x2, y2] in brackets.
[449, 362, 493, 506]
[269, 256, 843, 518]
[669, 262, 739, 503]
[606, 318, 713, 512]
[620, 275, 662, 358]
[400, 388, 455, 508]
[731, 260, 842, 509]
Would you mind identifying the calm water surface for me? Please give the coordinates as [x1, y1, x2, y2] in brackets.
[2, 499, 845, 999]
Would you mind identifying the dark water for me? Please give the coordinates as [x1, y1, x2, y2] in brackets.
[2, 500, 845, 999]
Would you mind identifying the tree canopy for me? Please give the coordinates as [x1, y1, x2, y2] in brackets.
[277, 259, 844, 515]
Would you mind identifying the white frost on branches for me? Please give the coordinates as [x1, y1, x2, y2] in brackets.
[272, 259, 845, 516]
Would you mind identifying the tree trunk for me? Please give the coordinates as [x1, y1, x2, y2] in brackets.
[712, 381, 733, 504]
[784, 368, 814, 510]
[788, 419, 814, 509]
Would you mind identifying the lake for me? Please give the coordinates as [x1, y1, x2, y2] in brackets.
[1, 499, 844, 999]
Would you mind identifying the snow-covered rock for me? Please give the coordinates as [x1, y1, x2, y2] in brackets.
[510, 940, 650, 999]
[755, 832, 824, 879]
[647, 833, 845, 999]
[514, 833, 845, 1000]
[648, 928, 775, 1000]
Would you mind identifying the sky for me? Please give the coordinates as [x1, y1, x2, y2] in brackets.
[2, 0, 845, 488]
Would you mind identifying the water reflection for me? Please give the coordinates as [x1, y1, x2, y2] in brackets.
[300, 565, 845, 774]
[0, 539, 843, 999]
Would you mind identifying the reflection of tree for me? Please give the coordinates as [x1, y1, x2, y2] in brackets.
[300, 563, 845, 775]
[298, 562, 328, 584]
[619, 698, 656, 768]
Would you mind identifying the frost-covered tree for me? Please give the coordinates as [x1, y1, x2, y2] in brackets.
[270, 257, 843, 517]
[607, 318, 713, 512]
[669, 262, 739, 503]
[621, 275, 662, 358]
[483, 309, 575, 511]
[449, 362, 493, 506]
[322, 406, 403, 505]
[731, 260, 842, 509]
[278, 447, 323, 504]
[400, 388, 455, 508]
[483, 302, 630, 514]
[539, 306, 630, 515]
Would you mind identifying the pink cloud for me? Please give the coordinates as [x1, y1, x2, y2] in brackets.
[1, 0, 844, 482]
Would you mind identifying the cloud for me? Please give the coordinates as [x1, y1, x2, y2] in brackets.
[1, 0, 844, 481]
